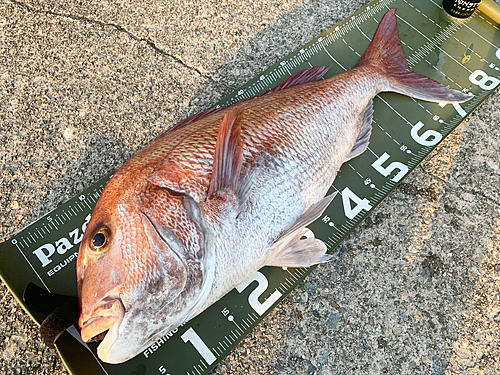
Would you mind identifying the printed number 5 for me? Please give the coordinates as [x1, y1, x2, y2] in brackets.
[371, 153, 408, 182]
[236, 271, 283, 316]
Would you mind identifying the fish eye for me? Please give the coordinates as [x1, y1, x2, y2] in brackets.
[90, 226, 110, 253]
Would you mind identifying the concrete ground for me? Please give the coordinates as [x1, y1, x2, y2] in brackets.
[1, 0, 499, 374]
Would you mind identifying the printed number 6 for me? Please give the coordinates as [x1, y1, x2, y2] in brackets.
[411, 121, 442, 147]
[236, 271, 282, 316]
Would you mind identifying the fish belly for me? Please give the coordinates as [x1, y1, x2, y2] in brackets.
[201, 75, 377, 308]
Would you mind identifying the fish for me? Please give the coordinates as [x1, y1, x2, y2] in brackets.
[76, 9, 471, 364]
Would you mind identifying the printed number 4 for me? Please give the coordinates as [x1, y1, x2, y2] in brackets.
[341, 187, 372, 220]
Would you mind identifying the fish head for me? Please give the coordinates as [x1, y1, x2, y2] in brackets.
[77, 184, 210, 363]
[76, 204, 128, 362]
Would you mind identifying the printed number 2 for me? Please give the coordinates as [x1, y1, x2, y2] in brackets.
[181, 327, 216, 365]
[236, 271, 283, 316]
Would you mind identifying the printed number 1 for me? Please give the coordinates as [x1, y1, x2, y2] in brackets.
[181, 327, 216, 365]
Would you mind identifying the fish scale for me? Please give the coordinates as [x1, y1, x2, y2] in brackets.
[1, 0, 500, 374]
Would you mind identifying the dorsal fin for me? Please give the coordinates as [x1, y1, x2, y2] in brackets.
[207, 106, 244, 199]
[266, 65, 331, 93]
[158, 105, 223, 138]
[159, 65, 331, 138]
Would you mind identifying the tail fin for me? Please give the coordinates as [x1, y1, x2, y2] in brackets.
[357, 9, 471, 103]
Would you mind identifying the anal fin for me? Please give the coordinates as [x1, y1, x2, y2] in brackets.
[266, 194, 336, 268]
[345, 100, 373, 161]
[266, 227, 331, 268]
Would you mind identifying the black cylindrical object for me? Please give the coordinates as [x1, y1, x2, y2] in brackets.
[443, 0, 482, 18]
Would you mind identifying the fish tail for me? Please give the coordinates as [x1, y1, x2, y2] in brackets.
[357, 9, 471, 103]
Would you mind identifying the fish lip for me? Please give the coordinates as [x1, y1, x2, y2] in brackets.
[80, 296, 125, 351]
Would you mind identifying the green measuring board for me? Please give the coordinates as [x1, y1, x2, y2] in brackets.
[1, 0, 500, 374]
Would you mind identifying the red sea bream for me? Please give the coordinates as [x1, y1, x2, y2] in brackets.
[76, 9, 471, 363]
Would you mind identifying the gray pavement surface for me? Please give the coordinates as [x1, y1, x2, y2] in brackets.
[1, 0, 499, 374]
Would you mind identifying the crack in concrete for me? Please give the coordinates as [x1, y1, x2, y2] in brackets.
[9, 0, 498, 212]
[8, 0, 215, 81]
[464, 187, 500, 208]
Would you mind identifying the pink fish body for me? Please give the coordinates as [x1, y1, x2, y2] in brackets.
[76, 9, 471, 363]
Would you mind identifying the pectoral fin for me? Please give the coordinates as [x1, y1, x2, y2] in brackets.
[201, 106, 245, 223]
[207, 106, 244, 199]
[148, 107, 245, 204]
[266, 194, 336, 268]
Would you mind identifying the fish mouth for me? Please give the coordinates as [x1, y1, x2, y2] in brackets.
[80, 297, 125, 357]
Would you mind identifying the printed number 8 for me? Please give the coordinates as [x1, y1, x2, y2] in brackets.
[469, 70, 499, 90]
